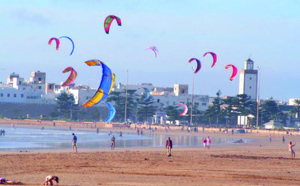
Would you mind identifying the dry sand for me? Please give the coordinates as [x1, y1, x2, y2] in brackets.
[1, 124, 300, 186]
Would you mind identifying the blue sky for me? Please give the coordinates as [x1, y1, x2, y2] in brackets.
[0, 0, 299, 101]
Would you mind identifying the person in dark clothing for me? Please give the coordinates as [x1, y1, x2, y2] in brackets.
[165, 137, 173, 157]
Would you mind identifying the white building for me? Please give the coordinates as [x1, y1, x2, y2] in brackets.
[239, 58, 258, 100]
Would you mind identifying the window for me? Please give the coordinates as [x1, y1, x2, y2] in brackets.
[49, 85, 52, 89]
[157, 99, 160, 103]
[19, 81, 21, 85]
[202, 103, 207, 106]
[38, 77, 42, 81]
[195, 102, 199, 106]
[38, 86, 41, 90]
[21, 94, 24, 98]
[182, 89, 185, 94]
[250, 77, 252, 80]
[14, 94, 16, 97]
[7, 93, 10, 97]
[249, 86, 252, 89]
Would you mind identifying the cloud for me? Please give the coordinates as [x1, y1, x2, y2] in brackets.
[11, 9, 51, 25]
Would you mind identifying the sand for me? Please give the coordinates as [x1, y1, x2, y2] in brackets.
[1, 123, 300, 186]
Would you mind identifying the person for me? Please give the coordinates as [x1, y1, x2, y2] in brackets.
[282, 136, 285, 143]
[119, 131, 122, 137]
[165, 137, 173, 157]
[43, 175, 59, 185]
[203, 137, 207, 149]
[207, 136, 211, 149]
[111, 135, 116, 150]
[289, 141, 296, 159]
[72, 133, 77, 153]
[0, 177, 21, 184]
[269, 134, 272, 142]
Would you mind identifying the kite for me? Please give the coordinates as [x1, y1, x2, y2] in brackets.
[104, 102, 116, 122]
[59, 36, 75, 55]
[104, 15, 122, 34]
[61, 67, 77, 87]
[83, 60, 116, 107]
[146, 46, 158, 57]
[177, 103, 188, 116]
[203, 52, 217, 68]
[140, 87, 150, 101]
[225, 64, 238, 81]
[188, 58, 201, 73]
[48, 37, 60, 50]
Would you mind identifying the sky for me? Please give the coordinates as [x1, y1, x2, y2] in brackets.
[0, 0, 299, 101]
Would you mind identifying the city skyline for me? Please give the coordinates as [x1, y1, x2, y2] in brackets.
[0, 1, 299, 101]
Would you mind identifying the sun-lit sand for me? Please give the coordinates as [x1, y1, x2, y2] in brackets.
[1, 122, 300, 186]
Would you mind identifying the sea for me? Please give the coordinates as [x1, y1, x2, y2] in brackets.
[0, 126, 249, 151]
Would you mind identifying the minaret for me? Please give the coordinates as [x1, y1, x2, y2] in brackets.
[238, 58, 258, 99]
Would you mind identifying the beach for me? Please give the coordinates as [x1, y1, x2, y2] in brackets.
[1, 122, 300, 185]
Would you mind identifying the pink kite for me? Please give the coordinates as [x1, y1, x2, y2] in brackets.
[48, 37, 60, 50]
[188, 58, 201, 73]
[177, 103, 188, 116]
[225, 64, 237, 81]
[203, 52, 217, 68]
[104, 15, 122, 34]
[61, 67, 77, 86]
[146, 46, 158, 57]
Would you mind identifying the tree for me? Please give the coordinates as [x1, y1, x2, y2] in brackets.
[164, 105, 179, 124]
[91, 107, 101, 121]
[56, 92, 76, 120]
[293, 99, 300, 118]
[261, 99, 279, 122]
[137, 97, 157, 123]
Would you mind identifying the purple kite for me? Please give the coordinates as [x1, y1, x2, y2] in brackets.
[177, 103, 188, 116]
[146, 46, 158, 57]
[188, 58, 201, 73]
[203, 52, 217, 68]
[225, 64, 237, 81]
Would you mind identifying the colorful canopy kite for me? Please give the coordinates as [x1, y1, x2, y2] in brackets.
[61, 67, 77, 87]
[59, 36, 75, 55]
[140, 87, 150, 101]
[104, 15, 122, 34]
[48, 37, 60, 50]
[104, 102, 116, 122]
[188, 58, 201, 74]
[83, 60, 116, 107]
[225, 64, 238, 81]
[177, 103, 188, 116]
[203, 52, 217, 68]
[146, 46, 158, 57]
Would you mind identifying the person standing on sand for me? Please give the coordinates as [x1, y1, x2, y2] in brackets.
[282, 136, 285, 143]
[111, 135, 116, 150]
[203, 137, 207, 149]
[207, 136, 211, 149]
[269, 134, 272, 142]
[165, 137, 173, 157]
[289, 141, 296, 159]
[72, 133, 77, 153]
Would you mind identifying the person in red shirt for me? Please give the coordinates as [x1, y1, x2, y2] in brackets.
[203, 138, 207, 149]
[165, 137, 173, 157]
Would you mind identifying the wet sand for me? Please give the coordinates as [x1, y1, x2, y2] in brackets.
[1, 124, 300, 186]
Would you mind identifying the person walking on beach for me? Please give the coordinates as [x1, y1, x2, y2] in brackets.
[269, 134, 272, 142]
[282, 136, 285, 143]
[289, 141, 296, 159]
[207, 136, 211, 149]
[72, 133, 77, 153]
[111, 135, 116, 150]
[166, 137, 173, 157]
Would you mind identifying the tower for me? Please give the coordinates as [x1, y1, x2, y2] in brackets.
[238, 58, 258, 100]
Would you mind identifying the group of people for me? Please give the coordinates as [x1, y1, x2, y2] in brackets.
[0, 129, 5, 136]
[203, 136, 211, 149]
